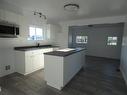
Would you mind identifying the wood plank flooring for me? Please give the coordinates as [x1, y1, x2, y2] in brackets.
[0, 56, 127, 95]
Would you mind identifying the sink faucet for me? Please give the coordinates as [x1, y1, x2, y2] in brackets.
[36, 42, 40, 47]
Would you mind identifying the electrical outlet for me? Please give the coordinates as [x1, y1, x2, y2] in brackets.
[5, 66, 8, 70]
[8, 65, 10, 70]
[5, 65, 11, 70]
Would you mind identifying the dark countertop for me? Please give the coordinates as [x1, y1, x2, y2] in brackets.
[44, 48, 86, 57]
[14, 45, 59, 51]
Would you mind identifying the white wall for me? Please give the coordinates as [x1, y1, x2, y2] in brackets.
[57, 16, 126, 48]
[69, 24, 124, 59]
[0, 9, 58, 77]
[87, 25, 123, 59]
[120, 17, 127, 85]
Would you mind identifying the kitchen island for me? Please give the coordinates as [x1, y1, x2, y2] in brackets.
[44, 48, 86, 90]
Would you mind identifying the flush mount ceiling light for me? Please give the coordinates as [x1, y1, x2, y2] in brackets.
[64, 4, 80, 12]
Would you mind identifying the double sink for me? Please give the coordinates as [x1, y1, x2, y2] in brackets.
[56, 48, 84, 52]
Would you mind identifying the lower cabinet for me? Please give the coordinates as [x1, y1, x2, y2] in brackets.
[25, 53, 33, 74]
[33, 53, 43, 70]
[15, 48, 54, 75]
[25, 51, 44, 74]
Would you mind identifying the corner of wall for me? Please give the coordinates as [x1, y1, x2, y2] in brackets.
[120, 19, 127, 85]
[120, 65, 127, 85]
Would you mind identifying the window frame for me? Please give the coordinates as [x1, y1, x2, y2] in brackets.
[76, 36, 88, 44]
[107, 36, 118, 46]
[28, 25, 49, 41]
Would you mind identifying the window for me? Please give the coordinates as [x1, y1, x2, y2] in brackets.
[28, 26, 50, 40]
[76, 36, 88, 44]
[107, 37, 117, 46]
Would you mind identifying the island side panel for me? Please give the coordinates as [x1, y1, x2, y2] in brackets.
[81, 50, 86, 68]
[63, 50, 85, 86]
[44, 55, 64, 90]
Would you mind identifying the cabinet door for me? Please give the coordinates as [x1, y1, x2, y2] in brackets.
[33, 53, 43, 70]
[42, 48, 54, 68]
[25, 55, 33, 73]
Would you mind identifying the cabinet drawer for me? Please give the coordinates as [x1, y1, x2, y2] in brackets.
[25, 50, 42, 55]
[25, 51, 33, 55]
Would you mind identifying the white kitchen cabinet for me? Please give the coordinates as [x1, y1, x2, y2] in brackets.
[32, 51, 43, 70]
[15, 48, 57, 75]
[25, 52, 33, 73]
[26, 50, 44, 74]
[41, 48, 53, 68]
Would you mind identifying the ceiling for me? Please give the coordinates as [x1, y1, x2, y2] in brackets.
[2, 0, 127, 23]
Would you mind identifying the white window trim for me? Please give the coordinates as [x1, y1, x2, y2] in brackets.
[76, 36, 88, 44]
[28, 25, 50, 41]
[107, 36, 118, 46]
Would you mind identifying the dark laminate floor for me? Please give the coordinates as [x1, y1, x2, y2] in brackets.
[0, 56, 127, 95]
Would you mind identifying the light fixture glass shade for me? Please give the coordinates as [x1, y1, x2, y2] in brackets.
[64, 4, 79, 12]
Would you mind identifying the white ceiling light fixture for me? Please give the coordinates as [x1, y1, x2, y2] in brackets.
[64, 4, 80, 12]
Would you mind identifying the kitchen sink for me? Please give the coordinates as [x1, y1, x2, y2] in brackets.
[56, 48, 75, 52]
